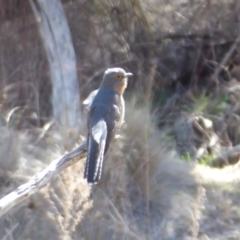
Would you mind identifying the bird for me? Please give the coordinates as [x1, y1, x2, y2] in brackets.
[84, 67, 133, 184]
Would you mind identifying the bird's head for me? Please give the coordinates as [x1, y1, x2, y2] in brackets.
[102, 68, 133, 94]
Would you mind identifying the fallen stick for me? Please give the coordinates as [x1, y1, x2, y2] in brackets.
[212, 144, 240, 167]
[0, 140, 87, 218]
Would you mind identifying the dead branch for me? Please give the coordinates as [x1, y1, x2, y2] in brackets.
[0, 140, 87, 218]
[156, 33, 214, 42]
[214, 35, 240, 78]
[212, 144, 240, 167]
[156, 32, 235, 46]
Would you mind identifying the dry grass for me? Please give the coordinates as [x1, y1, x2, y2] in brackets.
[80, 99, 205, 240]
[0, 98, 240, 239]
[0, 0, 240, 239]
[0, 100, 202, 239]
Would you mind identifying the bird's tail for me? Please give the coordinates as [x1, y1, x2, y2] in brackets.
[84, 120, 107, 184]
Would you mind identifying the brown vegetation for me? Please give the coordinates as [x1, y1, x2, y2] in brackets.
[0, 0, 240, 239]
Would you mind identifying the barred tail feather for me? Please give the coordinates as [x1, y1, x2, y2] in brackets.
[84, 120, 107, 184]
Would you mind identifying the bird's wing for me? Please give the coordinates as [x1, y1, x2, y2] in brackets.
[82, 89, 99, 112]
[84, 117, 107, 184]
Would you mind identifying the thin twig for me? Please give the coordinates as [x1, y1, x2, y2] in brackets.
[144, 60, 157, 239]
[214, 35, 240, 78]
[2, 223, 19, 240]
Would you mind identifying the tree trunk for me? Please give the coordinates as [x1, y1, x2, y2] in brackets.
[29, 0, 81, 128]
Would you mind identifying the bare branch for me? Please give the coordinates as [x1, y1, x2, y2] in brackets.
[212, 144, 240, 167]
[0, 141, 87, 218]
[214, 35, 240, 78]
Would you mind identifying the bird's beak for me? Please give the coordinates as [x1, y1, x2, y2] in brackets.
[126, 72, 133, 77]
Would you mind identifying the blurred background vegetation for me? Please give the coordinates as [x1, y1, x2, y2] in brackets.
[0, 0, 240, 239]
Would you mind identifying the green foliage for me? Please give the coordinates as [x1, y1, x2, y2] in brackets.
[206, 92, 230, 116]
[187, 90, 230, 117]
[188, 91, 209, 115]
[180, 152, 192, 162]
[198, 154, 213, 166]
[181, 152, 213, 166]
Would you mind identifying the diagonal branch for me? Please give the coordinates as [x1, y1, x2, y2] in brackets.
[0, 141, 87, 218]
[214, 34, 240, 78]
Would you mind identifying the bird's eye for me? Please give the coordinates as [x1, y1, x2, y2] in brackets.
[116, 75, 122, 79]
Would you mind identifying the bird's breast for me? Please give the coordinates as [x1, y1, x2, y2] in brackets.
[91, 88, 124, 125]
[113, 81, 127, 95]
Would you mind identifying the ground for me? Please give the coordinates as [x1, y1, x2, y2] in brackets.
[0, 98, 240, 240]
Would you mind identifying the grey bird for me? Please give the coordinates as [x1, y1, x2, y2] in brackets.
[84, 68, 133, 184]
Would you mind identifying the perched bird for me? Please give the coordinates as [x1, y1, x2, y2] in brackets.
[84, 68, 133, 184]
